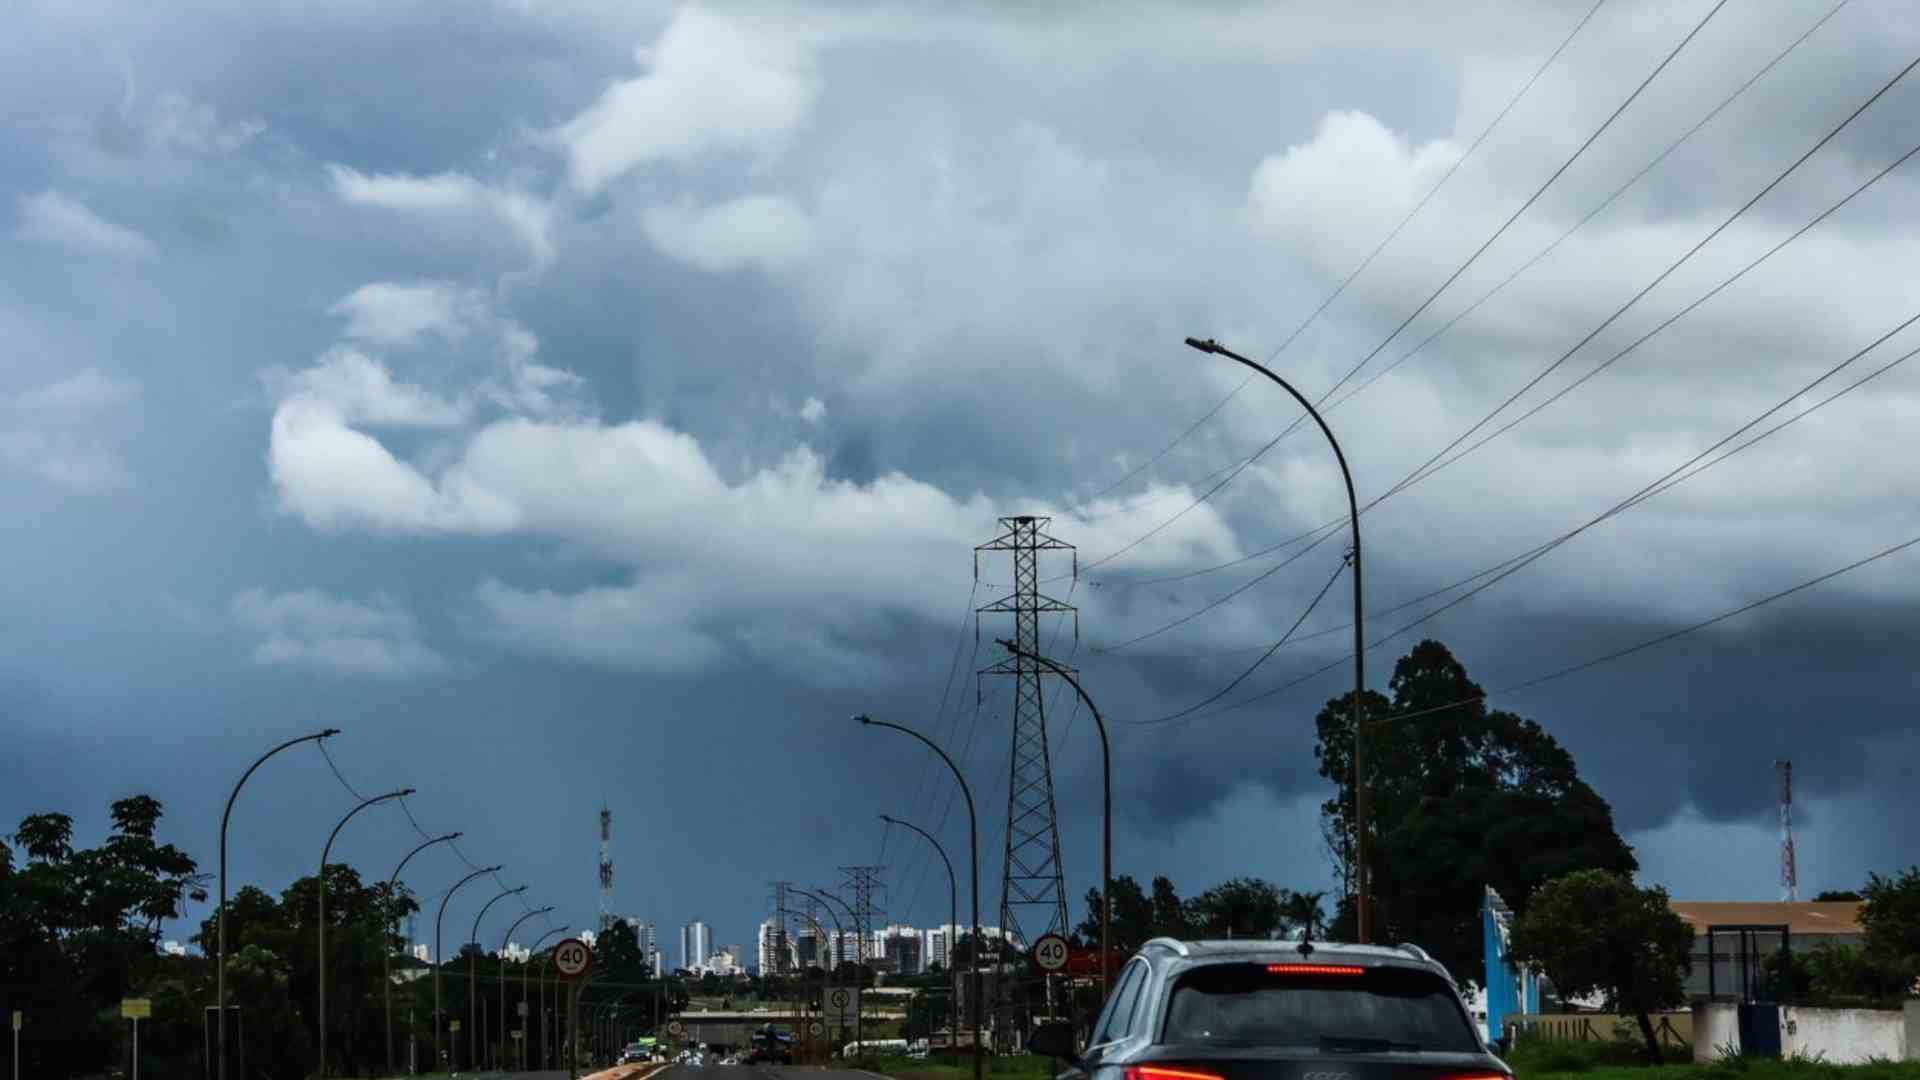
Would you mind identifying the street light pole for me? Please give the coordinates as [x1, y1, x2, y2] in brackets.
[1184, 336, 1370, 943]
[856, 715, 981, 1080]
[810, 887, 863, 1051]
[385, 831, 460, 1077]
[879, 815, 961, 1053]
[525, 927, 569, 1071]
[992, 640, 1113, 1001]
[470, 886, 527, 1068]
[787, 887, 845, 1051]
[434, 865, 502, 1072]
[218, 728, 339, 1080]
[499, 906, 552, 1069]
[319, 787, 413, 1078]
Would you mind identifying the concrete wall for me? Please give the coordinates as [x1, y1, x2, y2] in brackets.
[1695, 1003, 1913, 1064]
[1782, 1006, 1906, 1064]
[1694, 1003, 1740, 1062]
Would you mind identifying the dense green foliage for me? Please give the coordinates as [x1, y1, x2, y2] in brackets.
[1509, 870, 1694, 1065]
[1314, 639, 1638, 986]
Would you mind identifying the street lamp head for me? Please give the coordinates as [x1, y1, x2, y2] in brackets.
[1184, 336, 1221, 354]
[398, 787, 417, 797]
[320, 727, 342, 738]
[854, 714, 872, 725]
[879, 814, 899, 825]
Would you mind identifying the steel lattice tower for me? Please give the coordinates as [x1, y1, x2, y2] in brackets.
[1776, 760, 1797, 902]
[770, 881, 792, 976]
[840, 866, 885, 963]
[977, 516, 1076, 952]
[599, 806, 614, 934]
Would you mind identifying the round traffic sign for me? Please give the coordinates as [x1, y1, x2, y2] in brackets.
[1032, 933, 1070, 972]
[828, 988, 851, 1012]
[667, 1020, 685, 1036]
[551, 937, 593, 978]
[808, 1021, 823, 1037]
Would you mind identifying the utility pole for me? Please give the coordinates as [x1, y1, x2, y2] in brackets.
[840, 866, 884, 1052]
[599, 806, 615, 935]
[1777, 760, 1797, 902]
[978, 515, 1075, 1045]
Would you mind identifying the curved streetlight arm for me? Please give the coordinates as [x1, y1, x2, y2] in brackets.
[217, 727, 339, 1080]
[878, 814, 963, 1051]
[384, 830, 459, 1077]
[855, 714, 980, 1080]
[319, 787, 412, 1077]
[472, 885, 529, 946]
[503, 906, 555, 952]
[435, 865, 503, 1071]
[995, 637, 1113, 997]
[1184, 335, 1369, 943]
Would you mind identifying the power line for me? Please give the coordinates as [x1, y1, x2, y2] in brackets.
[1380, 48, 1920, 504]
[881, 581, 981, 870]
[1128, 309, 1920, 724]
[1137, 554, 1348, 726]
[1090, 77, 1920, 651]
[1070, 0, 1725, 580]
[1065, 0, 1607, 523]
[1322, 0, 1855, 417]
[1083, 0, 1846, 594]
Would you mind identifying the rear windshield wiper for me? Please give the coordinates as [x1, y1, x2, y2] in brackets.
[1318, 1036, 1421, 1053]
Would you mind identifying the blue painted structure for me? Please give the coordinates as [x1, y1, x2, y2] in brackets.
[1483, 886, 1541, 1044]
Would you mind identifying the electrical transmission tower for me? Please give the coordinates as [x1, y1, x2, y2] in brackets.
[1776, 760, 1797, 902]
[840, 867, 884, 1049]
[977, 516, 1076, 950]
[599, 806, 615, 934]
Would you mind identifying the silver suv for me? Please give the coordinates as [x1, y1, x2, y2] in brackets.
[1029, 938, 1512, 1080]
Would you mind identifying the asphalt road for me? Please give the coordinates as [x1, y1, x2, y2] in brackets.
[652, 1067, 880, 1080]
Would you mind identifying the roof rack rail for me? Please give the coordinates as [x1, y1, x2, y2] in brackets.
[1142, 937, 1190, 956]
[1397, 943, 1433, 963]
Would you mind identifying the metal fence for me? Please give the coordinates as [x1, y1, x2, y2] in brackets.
[1509, 1012, 1693, 1046]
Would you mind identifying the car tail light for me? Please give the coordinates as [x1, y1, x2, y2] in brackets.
[1439, 1074, 1509, 1080]
[1264, 963, 1365, 976]
[1126, 1067, 1227, 1080]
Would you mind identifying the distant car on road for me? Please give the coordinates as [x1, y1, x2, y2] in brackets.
[1027, 937, 1512, 1080]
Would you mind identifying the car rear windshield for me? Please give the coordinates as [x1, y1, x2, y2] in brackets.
[1161, 962, 1480, 1052]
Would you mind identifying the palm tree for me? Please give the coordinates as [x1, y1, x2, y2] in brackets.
[1283, 892, 1327, 942]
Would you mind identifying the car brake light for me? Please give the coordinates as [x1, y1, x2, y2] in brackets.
[1126, 1068, 1226, 1080]
[1440, 1074, 1509, 1080]
[1264, 964, 1365, 976]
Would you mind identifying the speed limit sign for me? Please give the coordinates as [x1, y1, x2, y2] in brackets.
[1032, 933, 1070, 972]
[808, 1021, 823, 1037]
[668, 1020, 685, 1036]
[551, 937, 593, 979]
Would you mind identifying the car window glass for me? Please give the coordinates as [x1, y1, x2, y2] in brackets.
[1092, 961, 1148, 1045]
[1160, 964, 1479, 1052]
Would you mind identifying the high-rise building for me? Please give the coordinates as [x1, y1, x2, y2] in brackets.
[411, 943, 432, 963]
[924, 927, 949, 971]
[680, 919, 711, 971]
[884, 927, 922, 974]
[758, 919, 799, 974]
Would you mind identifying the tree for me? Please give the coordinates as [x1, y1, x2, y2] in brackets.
[1859, 866, 1920, 991]
[1073, 874, 1152, 951]
[1184, 878, 1286, 938]
[1314, 640, 1636, 984]
[598, 918, 646, 974]
[1148, 876, 1190, 939]
[1508, 870, 1692, 1064]
[1283, 891, 1327, 941]
[3, 798, 206, 1080]
[1813, 889, 1863, 902]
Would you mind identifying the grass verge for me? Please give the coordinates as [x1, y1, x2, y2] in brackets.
[846, 1052, 1057, 1080]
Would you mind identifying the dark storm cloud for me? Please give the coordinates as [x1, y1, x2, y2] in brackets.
[5, 0, 1919, 952]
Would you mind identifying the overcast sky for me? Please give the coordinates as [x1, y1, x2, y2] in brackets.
[6, 0, 1920, 964]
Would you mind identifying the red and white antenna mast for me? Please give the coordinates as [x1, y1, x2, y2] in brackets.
[1776, 759, 1797, 902]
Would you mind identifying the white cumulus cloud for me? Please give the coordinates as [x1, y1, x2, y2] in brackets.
[16, 191, 156, 259]
[553, 7, 820, 193]
[328, 166, 555, 271]
[230, 587, 449, 679]
[640, 194, 815, 274]
[0, 368, 141, 495]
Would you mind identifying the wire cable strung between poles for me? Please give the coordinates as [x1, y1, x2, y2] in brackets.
[1320, 0, 1857, 421]
[1060, 0, 1609, 539]
[1091, 0, 1851, 602]
[1378, 49, 1920, 505]
[1065, 0, 1725, 582]
[1090, 94, 1920, 653]
[884, 580, 982, 871]
[1116, 304, 1920, 714]
[1134, 331, 1920, 727]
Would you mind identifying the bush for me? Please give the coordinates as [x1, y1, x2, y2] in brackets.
[1803, 942, 1911, 1006]
[1507, 1033, 1692, 1073]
